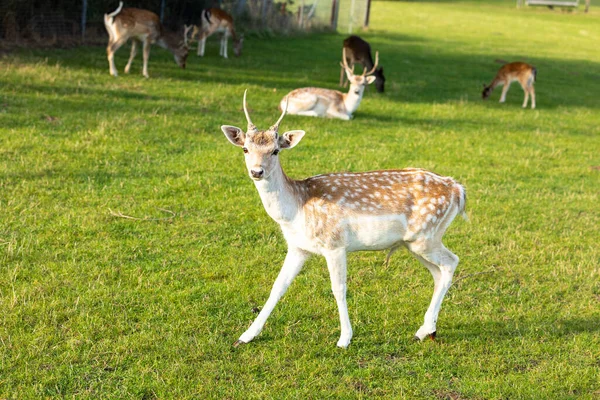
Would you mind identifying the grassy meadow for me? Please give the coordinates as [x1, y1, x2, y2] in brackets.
[1, 0, 600, 398]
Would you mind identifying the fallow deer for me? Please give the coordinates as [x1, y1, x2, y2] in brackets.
[186, 8, 243, 58]
[222, 91, 467, 348]
[104, 2, 188, 78]
[281, 48, 378, 120]
[340, 35, 386, 93]
[482, 62, 537, 109]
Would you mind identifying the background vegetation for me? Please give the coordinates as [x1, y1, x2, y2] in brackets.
[1, 0, 599, 398]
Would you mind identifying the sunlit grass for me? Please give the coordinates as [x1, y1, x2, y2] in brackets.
[1, 1, 599, 398]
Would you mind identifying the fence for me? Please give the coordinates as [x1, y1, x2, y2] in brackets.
[0, 0, 372, 47]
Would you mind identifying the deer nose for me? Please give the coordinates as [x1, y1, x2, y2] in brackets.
[251, 168, 264, 179]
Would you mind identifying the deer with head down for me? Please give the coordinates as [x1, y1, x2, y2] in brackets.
[104, 2, 188, 78]
[340, 35, 385, 93]
[222, 91, 467, 348]
[280, 48, 378, 120]
[184, 8, 243, 58]
[482, 62, 537, 109]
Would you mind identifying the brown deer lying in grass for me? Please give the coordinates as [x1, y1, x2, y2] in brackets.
[340, 35, 385, 93]
[482, 62, 537, 109]
[104, 2, 188, 78]
[281, 48, 378, 120]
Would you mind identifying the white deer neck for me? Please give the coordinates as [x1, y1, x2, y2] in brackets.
[253, 164, 303, 223]
[343, 85, 365, 114]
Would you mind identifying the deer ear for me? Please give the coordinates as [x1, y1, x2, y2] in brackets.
[366, 76, 376, 84]
[279, 130, 305, 149]
[221, 125, 246, 147]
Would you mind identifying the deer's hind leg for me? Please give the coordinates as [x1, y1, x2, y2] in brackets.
[522, 87, 530, 108]
[141, 39, 151, 78]
[408, 239, 459, 341]
[124, 40, 138, 74]
[525, 75, 536, 109]
[107, 37, 127, 77]
[198, 35, 206, 56]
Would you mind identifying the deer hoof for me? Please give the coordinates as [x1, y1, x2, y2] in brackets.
[413, 331, 437, 341]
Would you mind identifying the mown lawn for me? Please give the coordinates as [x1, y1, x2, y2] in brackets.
[1, 1, 599, 398]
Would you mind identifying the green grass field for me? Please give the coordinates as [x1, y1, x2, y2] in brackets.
[1, 1, 600, 398]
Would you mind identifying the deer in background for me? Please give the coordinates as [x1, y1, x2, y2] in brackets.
[222, 91, 467, 348]
[482, 62, 537, 109]
[340, 35, 385, 93]
[281, 48, 378, 120]
[104, 2, 188, 78]
[185, 8, 243, 58]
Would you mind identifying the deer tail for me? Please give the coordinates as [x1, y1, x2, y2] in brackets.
[104, 1, 123, 40]
[203, 9, 212, 25]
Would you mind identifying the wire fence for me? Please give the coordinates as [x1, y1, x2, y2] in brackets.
[0, 0, 372, 48]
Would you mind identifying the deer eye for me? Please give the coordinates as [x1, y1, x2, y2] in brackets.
[243, 147, 249, 154]
[272, 149, 280, 156]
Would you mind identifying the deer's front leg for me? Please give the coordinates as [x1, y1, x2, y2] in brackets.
[235, 247, 309, 346]
[324, 248, 352, 348]
[499, 82, 511, 103]
[328, 110, 351, 121]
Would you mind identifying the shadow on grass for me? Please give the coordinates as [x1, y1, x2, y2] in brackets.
[451, 316, 600, 341]
[3, 31, 600, 128]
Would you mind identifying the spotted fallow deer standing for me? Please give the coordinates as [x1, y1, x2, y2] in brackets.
[222, 91, 467, 348]
[482, 62, 537, 109]
[340, 35, 386, 93]
[280, 49, 378, 120]
[186, 8, 243, 58]
[104, 2, 188, 78]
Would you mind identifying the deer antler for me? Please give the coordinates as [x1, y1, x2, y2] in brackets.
[362, 51, 379, 76]
[271, 97, 288, 132]
[243, 89, 257, 132]
[341, 47, 353, 74]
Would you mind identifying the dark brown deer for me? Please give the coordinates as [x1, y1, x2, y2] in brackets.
[340, 35, 385, 93]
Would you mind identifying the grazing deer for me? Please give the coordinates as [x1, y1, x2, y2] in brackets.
[340, 35, 385, 93]
[222, 91, 467, 348]
[482, 62, 537, 109]
[104, 2, 188, 78]
[281, 48, 378, 120]
[186, 8, 243, 58]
